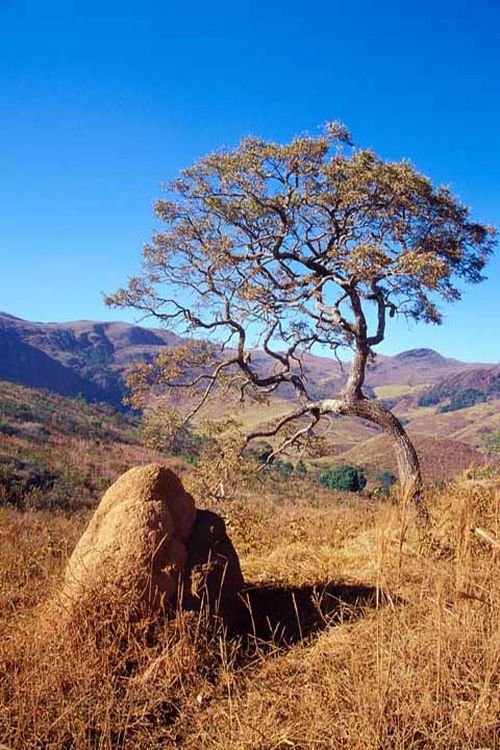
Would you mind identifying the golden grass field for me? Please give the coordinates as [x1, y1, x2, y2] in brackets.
[1, 467, 500, 750]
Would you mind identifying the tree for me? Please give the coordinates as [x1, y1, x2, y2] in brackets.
[320, 465, 367, 492]
[107, 123, 496, 525]
[439, 387, 486, 413]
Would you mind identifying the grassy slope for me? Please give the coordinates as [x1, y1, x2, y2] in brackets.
[1, 379, 497, 507]
[215, 389, 498, 480]
[0, 380, 147, 509]
[373, 382, 430, 399]
[334, 431, 487, 480]
[1, 472, 500, 749]
[404, 400, 500, 448]
[1, 380, 500, 747]
[195, 371, 498, 456]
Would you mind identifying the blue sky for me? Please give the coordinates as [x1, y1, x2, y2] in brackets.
[1, 0, 499, 362]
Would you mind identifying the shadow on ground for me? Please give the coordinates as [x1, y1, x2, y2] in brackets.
[228, 582, 397, 649]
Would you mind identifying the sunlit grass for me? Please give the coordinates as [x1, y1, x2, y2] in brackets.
[374, 382, 429, 399]
[1, 472, 500, 749]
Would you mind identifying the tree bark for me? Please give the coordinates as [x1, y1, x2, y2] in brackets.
[348, 398, 429, 523]
[318, 395, 430, 526]
[333, 309, 430, 526]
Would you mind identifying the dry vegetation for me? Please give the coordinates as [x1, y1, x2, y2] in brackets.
[0, 381, 147, 511]
[2, 466, 500, 749]
[336, 432, 488, 482]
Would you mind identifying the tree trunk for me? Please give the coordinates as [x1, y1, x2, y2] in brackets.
[346, 397, 430, 526]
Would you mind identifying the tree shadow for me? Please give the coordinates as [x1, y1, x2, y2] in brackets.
[228, 582, 399, 651]
[176, 508, 400, 655]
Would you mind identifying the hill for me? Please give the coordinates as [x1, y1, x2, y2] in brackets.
[365, 347, 483, 387]
[0, 311, 493, 408]
[417, 365, 500, 411]
[0, 379, 146, 510]
[1, 312, 498, 481]
[0, 312, 182, 408]
[332, 431, 487, 481]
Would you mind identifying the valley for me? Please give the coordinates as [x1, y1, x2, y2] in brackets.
[1, 311, 498, 504]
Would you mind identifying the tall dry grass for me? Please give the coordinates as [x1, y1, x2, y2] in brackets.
[1, 475, 500, 749]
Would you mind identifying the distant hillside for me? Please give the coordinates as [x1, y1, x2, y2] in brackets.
[333, 432, 487, 481]
[365, 348, 487, 387]
[417, 366, 500, 411]
[0, 312, 494, 411]
[0, 379, 142, 510]
[399, 399, 500, 451]
[0, 312, 182, 408]
[0, 378, 496, 511]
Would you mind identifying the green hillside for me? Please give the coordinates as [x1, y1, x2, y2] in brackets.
[0, 380, 143, 510]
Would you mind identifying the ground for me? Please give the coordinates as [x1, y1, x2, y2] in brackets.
[1, 466, 500, 750]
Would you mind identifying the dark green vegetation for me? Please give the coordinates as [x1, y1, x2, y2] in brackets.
[439, 388, 486, 413]
[319, 465, 367, 493]
[376, 470, 397, 494]
[418, 367, 500, 411]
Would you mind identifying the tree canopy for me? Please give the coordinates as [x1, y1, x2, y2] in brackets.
[107, 123, 496, 520]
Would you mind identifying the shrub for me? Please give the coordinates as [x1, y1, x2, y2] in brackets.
[417, 388, 443, 407]
[43, 468, 89, 510]
[277, 461, 294, 479]
[481, 429, 500, 456]
[19, 422, 49, 442]
[257, 444, 275, 465]
[319, 465, 367, 492]
[0, 401, 35, 421]
[486, 374, 500, 397]
[376, 470, 397, 495]
[295, 460, 307, 476]
[141, 410, 204, 459]
[0, 420, 20, 437]
[171, 428, 204, 461]
[380, 398, 397, 410]
[0, 455, 57, 508]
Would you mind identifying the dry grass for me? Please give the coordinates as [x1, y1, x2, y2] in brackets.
[337, 432, 488, 481]
[1, 475, 500, 749]
[373, 383, 429, 400]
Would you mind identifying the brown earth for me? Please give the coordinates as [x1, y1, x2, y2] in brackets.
[60, 465, 196, 616]
[58, 464, 243, 623]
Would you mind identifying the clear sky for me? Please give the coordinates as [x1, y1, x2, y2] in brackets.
[1, 0, 499, 362]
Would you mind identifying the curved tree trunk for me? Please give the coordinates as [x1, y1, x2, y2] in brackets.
[346, 398, 430, 526]
[332, 325, 430, 527]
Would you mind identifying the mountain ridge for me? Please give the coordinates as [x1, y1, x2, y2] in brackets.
[0, 311, 496, 408]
